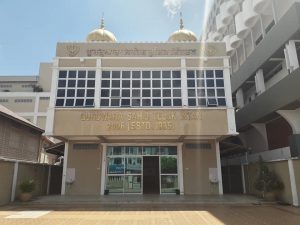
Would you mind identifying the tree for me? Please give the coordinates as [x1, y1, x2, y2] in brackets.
[254, 156, 284, 199]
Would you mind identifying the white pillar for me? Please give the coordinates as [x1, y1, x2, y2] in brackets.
[255, 69, 265, 95]
[216, 141, 223, 195]
[95, 59, 102, 108]
[236, 88, 244, 109]
[180, 58, 188, 107]
[223, 57, 233, 108]
[288, 159, 299, 206]
[10, 162, 19, 202]
[61, 141, 69, 195]
[100, 143, 107, 195]
[284, 41, 300, 72]
[177, 143, 184, 195]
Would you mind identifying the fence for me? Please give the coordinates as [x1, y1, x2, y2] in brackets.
[0, 158, 62, 206]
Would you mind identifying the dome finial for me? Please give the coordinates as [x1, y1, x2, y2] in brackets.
[100, 13, 105, 29]
[180, 12, 184, 30]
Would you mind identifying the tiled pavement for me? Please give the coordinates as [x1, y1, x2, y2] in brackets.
[1, 204, 300, 225]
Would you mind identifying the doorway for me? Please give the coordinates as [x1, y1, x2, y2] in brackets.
[143, 156, 160, 194]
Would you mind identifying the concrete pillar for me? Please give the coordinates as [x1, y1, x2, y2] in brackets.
[95, 59, 102, 108]
[180, 58, 188, 107]
[177, 143, 184, 195]
[10, 162, 19, 202]
[255, 69, 266, 95]
[288, 159, 299, 206]
[216, 141, 223, 195]
[61, 141, 69, 195]
[236, 88, 245, 109]
[100, 143, 107, 195]
[284, 41, 299, 72]
[251, 123, 269, 150]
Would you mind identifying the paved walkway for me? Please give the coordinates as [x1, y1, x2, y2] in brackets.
[1, 204, 300, 225]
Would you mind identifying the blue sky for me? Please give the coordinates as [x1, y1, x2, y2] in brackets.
[0, 0, 208, 75]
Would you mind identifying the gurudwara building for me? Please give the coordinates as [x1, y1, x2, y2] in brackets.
[26, 18, 235, 195]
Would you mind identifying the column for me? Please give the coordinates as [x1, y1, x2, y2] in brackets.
[45, 58, 59, 135]
[216, 141, 223, 195]
[241, 164, 246, 194]
[236, 88, 244, 109]
[223, 57, 233, 107]
[100, 143, 107, 195]
[224, 58, 236, 134]
[288, 159, 299, 206]
[284, 41, 300, 72]
[10, 162, 19, 202]
[180, 58, 188, 107]
[95, 59, 102, 108]
[177, 143, 184, 195]
[61, 141, 69, 195]
[255, 69, 265, 95]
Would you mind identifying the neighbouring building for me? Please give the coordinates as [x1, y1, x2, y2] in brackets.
[0, 63, 52, 129]
[44, 17, 237, 196]
[205, 0, 300, 206]
[0, 104, 55, 163]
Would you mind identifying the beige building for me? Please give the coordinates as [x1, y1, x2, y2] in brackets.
[0, 63, 52, 129]
[44, 18, 237, 196]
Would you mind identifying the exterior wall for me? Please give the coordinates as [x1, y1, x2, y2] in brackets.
[182, 141, 218, 195]
[38, 63, 53, 92]
[0, 77, 38, 92]
[0, 97, 35, 112]
[0, 161, 14, 205]
[102, 59, 180, 68]
[66, 142, 102, 195]
[245, 160, 293, 204]
[38, 98, 50, 112]
[0, 116, 41, 162]
[37, 117, 47, 130]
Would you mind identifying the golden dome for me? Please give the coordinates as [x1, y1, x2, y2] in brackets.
[86, 18, 117, 42]
[168, 14, 197, 42]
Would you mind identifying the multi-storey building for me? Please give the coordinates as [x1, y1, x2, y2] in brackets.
[44, 18, 237, 196]
[205, 0, 300, 206]
[0, 63, 52, 129]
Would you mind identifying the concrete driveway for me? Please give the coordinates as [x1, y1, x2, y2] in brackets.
[0, 204, 300, 225]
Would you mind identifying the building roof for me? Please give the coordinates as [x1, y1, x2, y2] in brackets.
[0, 104, 44, 133]
[45, 142, 65, 156]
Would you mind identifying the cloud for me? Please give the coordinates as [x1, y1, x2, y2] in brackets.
[163, 0, 186, 17]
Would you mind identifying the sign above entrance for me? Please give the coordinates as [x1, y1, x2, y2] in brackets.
[80, 110, 202, 132]
[53, 109, 229, 137]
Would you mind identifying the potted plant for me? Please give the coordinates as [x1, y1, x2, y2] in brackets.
[254, 157, 284, 201]
[19, 179, 35, 202]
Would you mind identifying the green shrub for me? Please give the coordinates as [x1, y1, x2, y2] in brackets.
[254, 157, 284, 198]
[19, 180, 35, 193]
